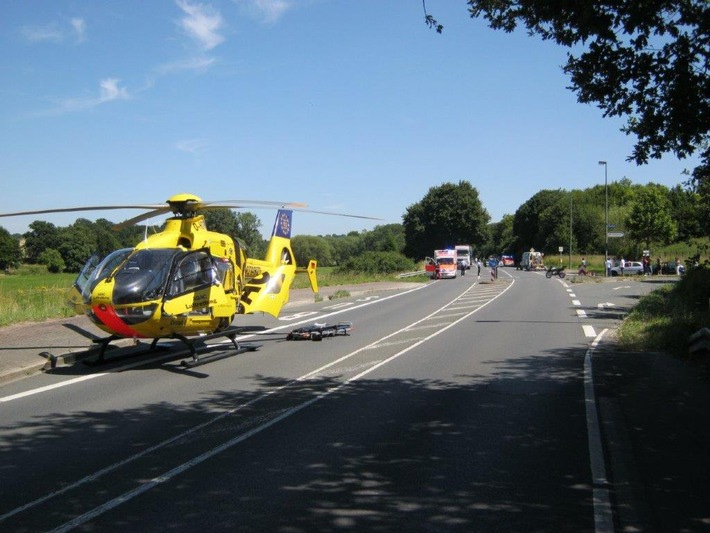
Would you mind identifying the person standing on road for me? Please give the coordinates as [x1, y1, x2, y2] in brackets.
[489, 256, 498, 282]
[605, 257, 612, 277]
[620, 257, 626, 276]
[477, 258, 482, 277]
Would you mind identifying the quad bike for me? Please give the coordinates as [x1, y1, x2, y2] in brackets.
[545, 265, 566, 279]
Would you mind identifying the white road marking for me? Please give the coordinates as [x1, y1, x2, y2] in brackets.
[0, 373, 107, 402]
[583, 325, 597, 338]
[572, 299, 581, 306]
[577, 310, 588, 318]
[585, 331, 615, 532]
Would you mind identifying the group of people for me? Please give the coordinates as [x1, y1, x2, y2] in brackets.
[456, 258, 484, 278]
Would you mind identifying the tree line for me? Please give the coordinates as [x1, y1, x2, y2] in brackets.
[0, 178, 705, 274]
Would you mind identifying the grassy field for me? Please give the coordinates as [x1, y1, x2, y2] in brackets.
[0, 272, 77, 327]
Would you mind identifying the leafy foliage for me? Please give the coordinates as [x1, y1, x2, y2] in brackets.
[337, 251, 415, 275]
[38, 248, 65, 273]
[625, 186, 678, 248]
[291, 235, 334, 267]
[464, 0, 709, 177]
[203, 209, 265, 257]
[0, 227, 21, 270]
[402, 181, 490, 260]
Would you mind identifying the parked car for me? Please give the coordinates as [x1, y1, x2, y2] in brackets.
[610, 261, 643, 276]
[501, 255, 515, 267]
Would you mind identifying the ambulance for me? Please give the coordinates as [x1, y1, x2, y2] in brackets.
[433, 249, 458, 279]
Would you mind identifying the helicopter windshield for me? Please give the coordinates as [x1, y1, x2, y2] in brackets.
[112, 249, 181, 305]
[79, 248, 133, 304]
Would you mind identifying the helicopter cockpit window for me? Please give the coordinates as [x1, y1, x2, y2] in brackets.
[168, 251, 218, 297]
[214, 257, 235, 293]
[112, 249, 180, 305]
[80, 248, 133, 303]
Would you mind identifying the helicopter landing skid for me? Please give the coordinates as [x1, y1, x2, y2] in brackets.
[84, 336, 169, 367]
[178, 327, 262, 368]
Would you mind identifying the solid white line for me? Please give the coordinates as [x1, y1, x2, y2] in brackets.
[0, 373, 107, 402]
[585, 330, 615, 533]
[48, 280, 516, 532]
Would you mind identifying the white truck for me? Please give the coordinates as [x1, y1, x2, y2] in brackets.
[455, 244, 473, 270]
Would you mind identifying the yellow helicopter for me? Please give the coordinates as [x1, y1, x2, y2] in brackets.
[1, 193, 376, 366]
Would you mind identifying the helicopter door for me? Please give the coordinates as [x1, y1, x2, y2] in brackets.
[163, 251, 233, 318]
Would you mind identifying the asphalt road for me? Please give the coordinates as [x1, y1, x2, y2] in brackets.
[0, 270, 681, 532]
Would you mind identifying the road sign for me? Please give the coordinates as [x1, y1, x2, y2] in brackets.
[607, 231, 625, 238]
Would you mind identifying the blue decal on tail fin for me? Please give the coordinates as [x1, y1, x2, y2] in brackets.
[272, 210, 293, 239]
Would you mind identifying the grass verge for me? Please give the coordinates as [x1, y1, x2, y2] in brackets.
[617, 267, 710, 356]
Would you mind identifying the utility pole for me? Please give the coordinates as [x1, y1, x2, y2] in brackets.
[598, 161, 608, 276]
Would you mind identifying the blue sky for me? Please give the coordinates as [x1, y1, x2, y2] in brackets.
[1, 1, 699, 238]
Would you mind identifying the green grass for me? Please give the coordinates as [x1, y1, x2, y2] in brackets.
[617, 267, 710, 356]
[0, 272, 77, 327]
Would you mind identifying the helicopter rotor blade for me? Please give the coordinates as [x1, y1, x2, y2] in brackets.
[200, 200, 309, 209]
[111, 208, 174, 230]
[291, 208, 383, 221]
[0, 204, 165, 218]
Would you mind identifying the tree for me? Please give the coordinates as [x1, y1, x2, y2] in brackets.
[57, 224, 96, 272]
[667, 184, 703, 241]
[325, 233, 365, 266]
[487, 214, 515, 256]
[0, 227, 21, 271]
[625, 186, 678, 249]
[291, 235, 334, 267]
[203, 209, 265, 257]
[402, 181, 490, 260]
[512, 189, 566, 254]
[361, 224, 406, 254]
[23, 221, 60, 264]
[38, 248, 65, 273]
[436, 2, 709, 191]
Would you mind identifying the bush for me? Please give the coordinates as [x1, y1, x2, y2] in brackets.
[38, 248, 66, 274]
[336, 251, 416, 275]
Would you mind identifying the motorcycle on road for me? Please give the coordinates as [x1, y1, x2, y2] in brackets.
[545, 265, 566, 279]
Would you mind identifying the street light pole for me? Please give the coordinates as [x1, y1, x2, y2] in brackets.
[598, 161, 608, 276]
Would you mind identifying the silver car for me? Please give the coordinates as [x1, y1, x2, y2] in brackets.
[610, 261, 643, 276]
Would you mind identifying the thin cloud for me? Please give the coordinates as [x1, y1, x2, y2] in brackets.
[234, 0, 293, 23]
[175, 138, 210, 154]
[176, 0, 225, 51]
[70, 18, 87, 42]
[21, 24, 63, 43]
[41, 78, 130, 115]
[21, 18, 88, 44]
[253, 0, 292, 23]
[155, 56, 217, 76]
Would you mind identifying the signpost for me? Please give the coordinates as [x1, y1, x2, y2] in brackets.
[607, 232, 624, 238]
